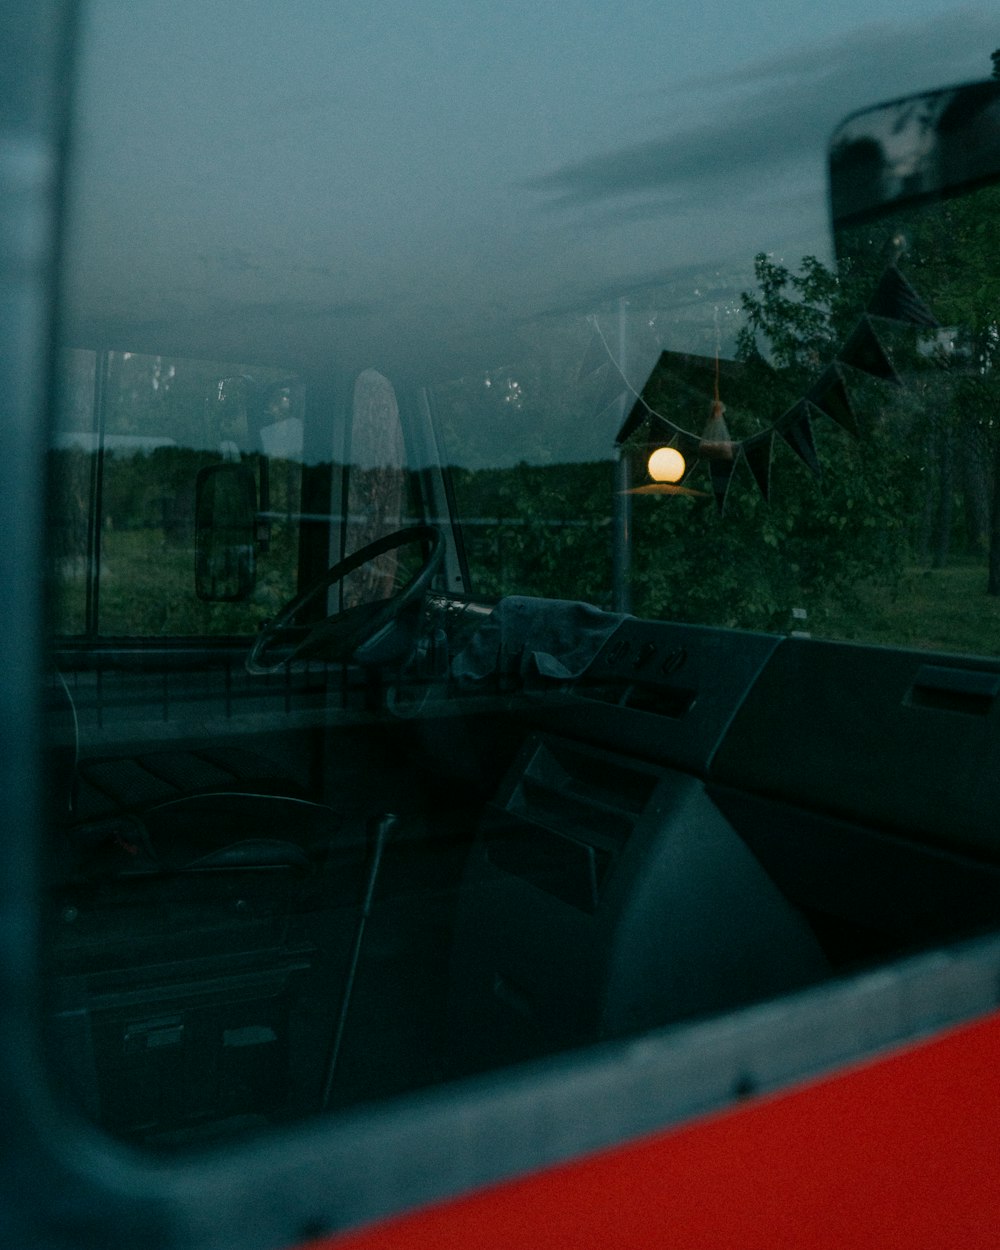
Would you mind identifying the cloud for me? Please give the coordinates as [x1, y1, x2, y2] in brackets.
[678, 8, 995, 94]
[524, 10, 996, 211]
[245, 298, 379, 320]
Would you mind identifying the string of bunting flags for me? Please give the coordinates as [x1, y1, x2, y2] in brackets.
[580, 264, 940, 512]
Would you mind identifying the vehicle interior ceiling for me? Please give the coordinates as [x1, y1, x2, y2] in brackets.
[43, 13, 1000, 1153]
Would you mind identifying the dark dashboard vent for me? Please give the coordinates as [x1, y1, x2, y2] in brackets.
[483, 737, 661, 911]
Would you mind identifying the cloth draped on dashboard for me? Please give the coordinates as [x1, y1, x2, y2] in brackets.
[451, 596, 628, 687]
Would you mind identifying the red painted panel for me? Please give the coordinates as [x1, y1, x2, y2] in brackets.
[310, 1010, 1000, 1250]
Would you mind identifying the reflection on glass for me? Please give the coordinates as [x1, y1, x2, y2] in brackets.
[343, 370, 408, 607]
[44, 0, 1000, 1164]
[195, 464, 258, 602]
[49, 349, 97, 635]
[49, 352, 306, 637]
[828, 183, 1000, 650]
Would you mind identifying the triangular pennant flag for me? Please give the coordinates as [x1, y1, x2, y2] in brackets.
[579, 328, 609, 380]
[778, 400, 822, 476]
[807, 363, 860, 437]
[837, 316, 901, 385]
[708, 455, 737, 513]
[866, 265, 939, 329]
[743, 430, 775, 501]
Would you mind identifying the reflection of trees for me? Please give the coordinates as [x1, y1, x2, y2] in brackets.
[450, 461, 613, 604]
[441, 250, 919, 631]
[839, 184, 1000, 592]
[48, 446, 303, 636]
[49, 448, 91, 564]
[609, 250, 916, 632]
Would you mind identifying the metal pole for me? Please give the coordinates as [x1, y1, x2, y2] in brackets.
[612, 297, 631, 613]
[320, 811, 398, 1109]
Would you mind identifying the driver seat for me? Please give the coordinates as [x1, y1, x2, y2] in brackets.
[48, 674, 340, 881]
[58, 746, 341, 882]
[47, 681, 377, 1144]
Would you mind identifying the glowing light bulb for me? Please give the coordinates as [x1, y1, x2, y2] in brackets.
[647, 446, 685, 483]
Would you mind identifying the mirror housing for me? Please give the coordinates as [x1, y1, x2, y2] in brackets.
[830, 78, 1000, 227]
[195, 463, 257, 601]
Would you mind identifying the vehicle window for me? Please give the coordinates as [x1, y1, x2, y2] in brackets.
[50, 349, 306, 636]
[435, 226, 1000, 651]
[40, 0, 1000, 1204]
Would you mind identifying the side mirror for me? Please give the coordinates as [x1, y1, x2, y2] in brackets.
[195, 463, 257, 601]
[830, 78, 1000, 226]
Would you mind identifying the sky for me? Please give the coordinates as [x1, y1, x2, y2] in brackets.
[61, 1, 998, 460]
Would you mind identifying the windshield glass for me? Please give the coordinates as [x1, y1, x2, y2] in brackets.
[44, 0, 1000, 1157]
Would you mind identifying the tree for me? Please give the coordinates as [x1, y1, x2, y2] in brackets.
[838, 184, 1000, 591]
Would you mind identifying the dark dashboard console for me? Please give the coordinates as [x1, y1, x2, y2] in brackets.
[535, 620, 780, 774]
[449, 731, 829, 1074]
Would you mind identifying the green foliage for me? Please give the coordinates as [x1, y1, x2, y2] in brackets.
[49, 446, 302, 636]
[628, 418, 912, 631]
[838, 185, 1000, 587]
[49, 219, 1000, 653]
[445, 249, 930, 638]
[451, 461, 613, 603]
[737, 252, 849, 376]
[622, 252, 916, 632]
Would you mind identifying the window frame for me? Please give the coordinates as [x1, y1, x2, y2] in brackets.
[7, 4, 1000, 1248]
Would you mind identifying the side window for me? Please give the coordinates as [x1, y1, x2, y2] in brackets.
[50, 350, 305, 636]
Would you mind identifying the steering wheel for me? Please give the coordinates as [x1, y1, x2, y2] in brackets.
[246, 525, 444, 675]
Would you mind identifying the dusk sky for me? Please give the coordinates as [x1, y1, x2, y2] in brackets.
[62, 2, 998, 460]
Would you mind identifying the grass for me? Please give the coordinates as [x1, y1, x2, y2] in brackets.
[53, 527, 299, 637]
[817, 561, 1000, 658]
[53, 527, 1000, 662]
